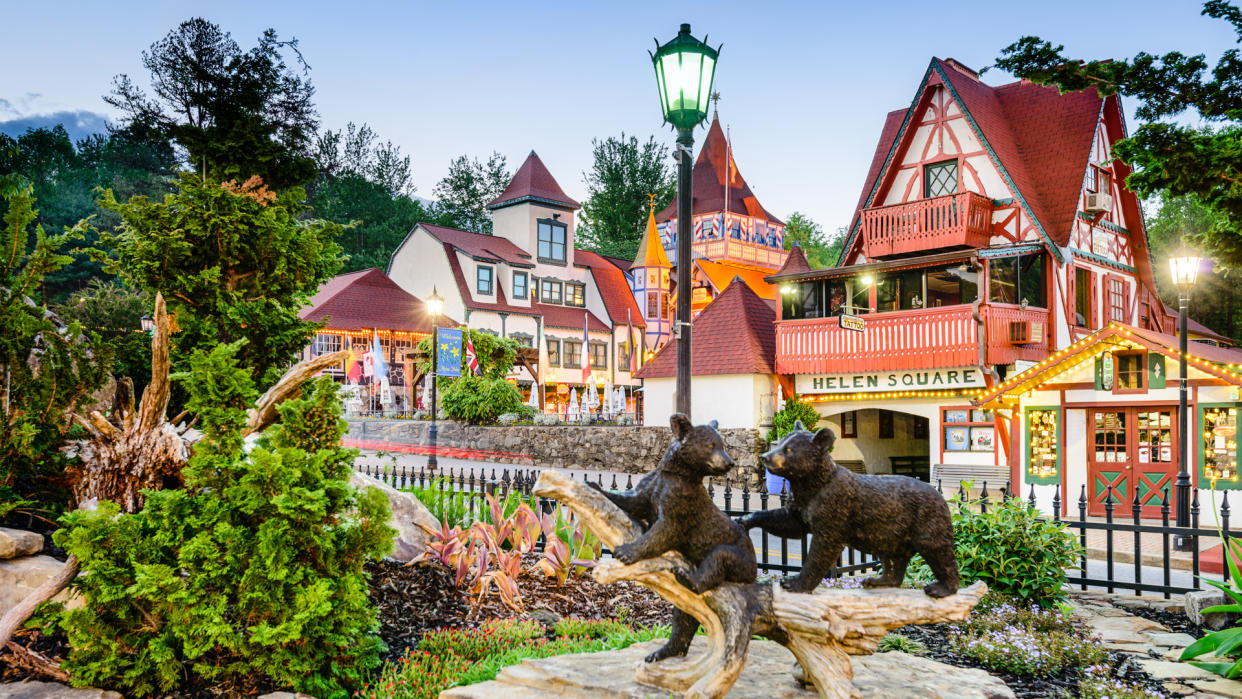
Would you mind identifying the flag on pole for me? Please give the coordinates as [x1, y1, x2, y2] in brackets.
[371, 330, 388, 378]
[464, 328, 480, 375]
[581, 312, 591, 383]
[627, 309, 637, 374]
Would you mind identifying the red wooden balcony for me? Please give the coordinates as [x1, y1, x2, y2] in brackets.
[774, 304, 1052, 375]
[861, 192, 993, 259]
[775, 306, 979, 374]
[692, 238, 788, 271]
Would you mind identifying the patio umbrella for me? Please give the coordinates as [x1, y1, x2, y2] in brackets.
[602, 379, 613, 417]
[614, 387, 626, 415]
[527, 383, 541, 410]
[567, 388, 580, 423]
[585, 380, 599, 412]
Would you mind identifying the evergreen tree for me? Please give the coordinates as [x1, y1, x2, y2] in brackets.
[994, 1, 1242, 266]
[57, 279, 152, 396]
[431, 152, 509, 234]
[95, 174, 343, 392]
[576, 134, 675, 260]
[0, 180, 108, 515]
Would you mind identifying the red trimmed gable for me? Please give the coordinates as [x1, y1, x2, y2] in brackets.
[301, 268, 457, 331]
[635, 280, 775, 378]
[575, 249, 647, 329]
[486, 151, 580, 211]
[655, 116, 782, 225]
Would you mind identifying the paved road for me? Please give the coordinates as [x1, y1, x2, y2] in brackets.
[356, 450, 1211, 594]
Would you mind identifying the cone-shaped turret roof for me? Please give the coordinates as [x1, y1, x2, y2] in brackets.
[486, 151, 580, 211]
[633, 203, 672, 269]
[655, 116, 781, 225]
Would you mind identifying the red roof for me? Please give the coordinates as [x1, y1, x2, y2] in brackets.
[635, 280, 776, 378]
[535, 302, 610, 332]
[655, 116, 782, 225]
[770, 243, 811, 279]
[486, 151, 580, 211]
[575, 249, 646, 329]
[421, 223, 533, 267]
[846, 58, 1103, 261]
[301, 268, 457, 332]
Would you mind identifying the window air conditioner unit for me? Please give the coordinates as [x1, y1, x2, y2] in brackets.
[1084, 192, 1112, 214]
[1008, 320, 1044, 345]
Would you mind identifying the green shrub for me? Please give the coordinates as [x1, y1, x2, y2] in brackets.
[945, 495, 1079, 605]
[54, 345, 394, 698]
[766, 398, 821, 445]
[878, 633, 926, 655]
[949, 591, 1101, 677]
[407, 477, 474, 526]
[438, 373, 530, 423]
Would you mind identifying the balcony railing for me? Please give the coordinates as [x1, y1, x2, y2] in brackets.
[692, 237, 788, 271]
[775, 306, 979, 374]
[774, 304, 1052, 374]
[861, 191, 993, 259]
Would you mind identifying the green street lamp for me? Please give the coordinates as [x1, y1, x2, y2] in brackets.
[1170, 247, 1203, 549]
[426, 286, 444, 470]
[651, 23, 720, 417]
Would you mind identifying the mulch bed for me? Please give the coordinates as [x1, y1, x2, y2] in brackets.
[894, 622, 1175, 699]
[1114, 601, 1208, 639]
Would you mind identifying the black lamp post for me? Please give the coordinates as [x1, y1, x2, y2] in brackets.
[1170, 248, 1202, 549]
[426, 286, 444, 470]
[651, 23, 720, 417]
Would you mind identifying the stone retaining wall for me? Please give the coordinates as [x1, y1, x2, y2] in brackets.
[345, 419, 766, 485]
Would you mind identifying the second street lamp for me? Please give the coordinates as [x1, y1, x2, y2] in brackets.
[1170, 248, 1202, 549]
[651, 23, 720, 417]
[425, 286, 444, 470]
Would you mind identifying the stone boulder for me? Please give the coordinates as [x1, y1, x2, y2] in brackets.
[348, 470, 439, 562]
[1186, 589, 1241, 631]
[440, 638, 1014, 698]
[0, 527, 42, 559]
[0, 682, 121, 698]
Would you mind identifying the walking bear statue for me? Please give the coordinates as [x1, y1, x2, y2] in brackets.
[739, 421, 959, 598]
[591, 413, 757, 662]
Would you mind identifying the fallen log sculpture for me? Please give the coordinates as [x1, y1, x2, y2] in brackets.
[533, 471, 986, 699]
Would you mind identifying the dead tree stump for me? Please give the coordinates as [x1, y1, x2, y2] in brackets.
[534, 471, 986, 699]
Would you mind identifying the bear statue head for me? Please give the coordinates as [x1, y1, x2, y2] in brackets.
[666, 413, 735, 477]
[762, 420, 836, 481]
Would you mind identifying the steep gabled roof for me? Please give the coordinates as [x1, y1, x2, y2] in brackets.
[635, 280, 776, 378]
[301, 268, 457, 331]
[486, 151, 580, 211]
[842, 58, 1103, 264]
[441, 242, 534, 315]
[421, 223, 534, 267]
[575, 249, 647, 329]
[655, 116, 782, 225]
[768, 243, 811, 281]
[633, 206, 672, 269]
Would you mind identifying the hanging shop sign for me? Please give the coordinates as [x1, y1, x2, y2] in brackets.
[839, 314, 866, 333]
[436, 328, 462, 377]
[796, 367, 985, 395]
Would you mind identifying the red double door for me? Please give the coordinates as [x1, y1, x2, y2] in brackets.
[1087, 407, 1179, 518]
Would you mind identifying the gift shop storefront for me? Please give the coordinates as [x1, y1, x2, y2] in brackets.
[975, 323, 1242, 518]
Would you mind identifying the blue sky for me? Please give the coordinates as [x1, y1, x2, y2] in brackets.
[1, 1, 1237, 232]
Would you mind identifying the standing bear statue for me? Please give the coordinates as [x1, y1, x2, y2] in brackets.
[740, 421, 960, 597]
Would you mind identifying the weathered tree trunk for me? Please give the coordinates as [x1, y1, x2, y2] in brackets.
[534, 472, 987, 699]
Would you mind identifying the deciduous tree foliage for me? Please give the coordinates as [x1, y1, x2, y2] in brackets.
[432, 152, 509, 234]
[782, 212, 843, 269]
[0, 180, 107, 514]
[994, 1, 1242, 266]
[95, 174, 342, 391]
[54, 348, 392, 697]
[1145, 192, 1240, 341]
[576, 134, 675, 261]
[106, 17, 320, 190]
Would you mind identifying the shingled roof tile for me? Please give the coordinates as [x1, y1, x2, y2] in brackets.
[635, 280, 775, 378]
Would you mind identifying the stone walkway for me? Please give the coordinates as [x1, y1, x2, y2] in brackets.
[1071, 590, 1242, 697]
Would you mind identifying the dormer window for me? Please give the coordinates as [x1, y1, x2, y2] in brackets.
[476, 265, 494, 295]
[541, 280, 563, 304]
[538, 220, 567, 264]
[924, 160, 959, 198]
[513, 271, 528, 300]
[1085, 164, 1112, 194]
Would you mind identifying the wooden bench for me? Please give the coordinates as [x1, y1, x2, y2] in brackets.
[932, 463, 1012, 496]
[890, 456, 931, 482]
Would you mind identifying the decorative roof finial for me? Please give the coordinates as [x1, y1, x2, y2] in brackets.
[711, 90, 721, 118]
[647, 192, 657, 213]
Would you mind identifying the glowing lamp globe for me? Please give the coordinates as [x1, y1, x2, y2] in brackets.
[651, 24, 721, 131]
[1169, 250, 1203, 290]
[140, 315, 154, 333]
[426, 287, 444, 318]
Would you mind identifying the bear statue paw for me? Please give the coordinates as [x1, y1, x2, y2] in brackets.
[779, 575, 816, 593]
[862, 575, 900, 589]
[613, 543, 640, 565]
[923, 581, 956, 598]
[645, 643, 686, 663]
[672, 566, 699, 592]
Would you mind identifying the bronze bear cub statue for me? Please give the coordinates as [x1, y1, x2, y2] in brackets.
[740, 422, 959, 598]
[592, 413, 757, 662]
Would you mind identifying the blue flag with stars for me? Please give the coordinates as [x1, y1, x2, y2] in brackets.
[437, 328, 462, 377]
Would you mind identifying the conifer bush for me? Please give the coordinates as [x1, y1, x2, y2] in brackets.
[54, 343, 394, 698]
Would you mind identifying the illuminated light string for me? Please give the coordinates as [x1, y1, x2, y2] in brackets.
[802, 389, 983, 404]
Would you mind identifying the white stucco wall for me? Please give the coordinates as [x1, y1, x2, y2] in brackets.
[387, 227, 463, 321]
[642, 374, 776, 430]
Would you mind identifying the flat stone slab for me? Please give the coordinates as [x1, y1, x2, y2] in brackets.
[440, 638, 1013, 698]
[0, 682, 121, 699]
[0, 555, 82, 615]
[0, 528, 42, 559]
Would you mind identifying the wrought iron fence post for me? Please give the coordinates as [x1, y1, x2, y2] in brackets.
[1131, 487, 1142, 596]
[1104, 484, 1115, 594]
[1162, 486, 1172, 598]
[979, 481, 989, 514]
[1078, 484, 1088, 591]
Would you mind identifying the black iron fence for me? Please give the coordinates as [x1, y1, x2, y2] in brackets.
[353, 460, 1237, 599]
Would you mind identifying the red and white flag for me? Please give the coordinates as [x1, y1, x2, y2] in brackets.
[464, 328, 480, 375]
[581, 312, 591, 382]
